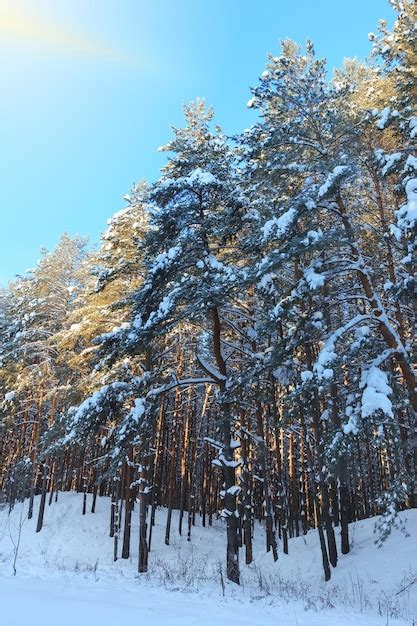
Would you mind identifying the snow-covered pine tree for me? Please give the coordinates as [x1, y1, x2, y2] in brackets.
[365, 0, 417, 529]
[0, 235, 88, 523]
[46, 186, 151, 563]
[241, 32, 416, 569]
[107, 100, 247, 583]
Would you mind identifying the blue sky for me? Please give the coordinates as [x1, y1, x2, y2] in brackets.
[0, 0, 393, 285]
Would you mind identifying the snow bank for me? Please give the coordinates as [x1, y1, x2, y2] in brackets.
[1, 493, 416, 625]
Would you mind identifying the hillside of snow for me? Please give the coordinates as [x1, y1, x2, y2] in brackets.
[1, 493, 416, 625]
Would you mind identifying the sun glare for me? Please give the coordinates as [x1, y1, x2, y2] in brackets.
[0, 2, 138, 63]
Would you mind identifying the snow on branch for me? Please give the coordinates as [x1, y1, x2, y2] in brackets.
[314, 315, 371, 379]
[397, 178, 417, 232]
[318, 165, 350, 199]
[360, 366, 393, 420]
[196, 352, 227, 383]
[262, 207, 297, 241]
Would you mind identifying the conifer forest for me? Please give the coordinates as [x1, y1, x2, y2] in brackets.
[0, 2, 416, 623]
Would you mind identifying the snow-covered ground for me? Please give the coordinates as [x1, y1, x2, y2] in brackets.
[0, 493, 416, 625]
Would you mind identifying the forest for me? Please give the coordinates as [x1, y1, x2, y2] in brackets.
[0, 0, 416, 591]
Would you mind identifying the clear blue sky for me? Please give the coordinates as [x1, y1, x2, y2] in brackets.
[0, 0, 393, 285]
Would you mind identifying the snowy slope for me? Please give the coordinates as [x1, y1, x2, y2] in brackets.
[0, 493, 416, 625]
